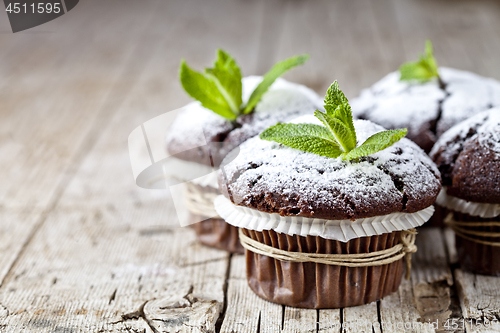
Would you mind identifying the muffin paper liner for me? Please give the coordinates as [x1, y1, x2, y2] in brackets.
[243, 228, 405, 308]
[436, 188, 500, 218]
[190, 214, 244, 254]
[450, 211, 500, 276]
[214, 195, 433, 242]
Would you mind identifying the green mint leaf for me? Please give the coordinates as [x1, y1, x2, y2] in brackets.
[260, 80, 407, 162]
[179, 60, 237, 120]
[205, 49, 242, 115]
[320, 81, 357, 150]
[314, 110, 356, 152]
[243, 54, 310, 114]
[400, 40, 439, 82]
[323, 81, 349, 116]
[259, 123, 343, 158]
[342, 129, 407, 160]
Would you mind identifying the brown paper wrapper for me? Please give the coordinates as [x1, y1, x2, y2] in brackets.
[190, 215, 244, 254]
[453, 211, 500, 276]
[242, 228, 405, 309]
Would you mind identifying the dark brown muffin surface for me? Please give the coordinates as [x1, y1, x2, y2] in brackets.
[219, 116, 441, 220]
[352, 68, 500, 152]
[165, 77, 321, 167]
[430, 109, 500, 204]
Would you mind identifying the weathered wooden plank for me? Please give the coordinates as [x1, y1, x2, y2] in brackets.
[378, 228, 456, 333]
[282, 307, 317, 333]
[275, 0, 404, 98]
[0, 1, 267, 332]
[220, 255, 282, 333]
[366, 0, 406, 74]
[318, 308, 341, 332]
[57, 0, 267, 210]
[379, 278, 434, 333]
[0, 0, 162, 211]
[2, 1, 500, 332]
[411, 228, 453, 330]
[392, 0, 500, 82]
[412, 228, 453, 285]
[0, 205, 229, 332]
[456, 266, 500, 333]
[0, 0, 166, 298]
[465, 320, 500, 333]
[343, 302, 381, 333]
[0, 209, 39, 285]
[455, 269, 500, 321]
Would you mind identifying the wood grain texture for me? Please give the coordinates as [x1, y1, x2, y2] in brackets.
[0, 0, 499, 332]
[342, 302, 381, 333]
[220, 255, 283, 333]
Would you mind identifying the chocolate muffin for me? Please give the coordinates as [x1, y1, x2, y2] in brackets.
[215, 115, 441, 308]
[430, 108, 500, 276]
[352, 68, 500, 153]
[166, 76, 321, 253]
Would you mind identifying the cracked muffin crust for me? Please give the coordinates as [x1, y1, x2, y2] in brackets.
[352, 68, 500, 152]
[430, 109, 500, 204]
[166, 76, 321, 168]
[219, 116, 442, 220]
[430, 109, 500, 276]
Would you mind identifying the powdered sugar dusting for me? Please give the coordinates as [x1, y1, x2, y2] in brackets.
[220, 116, 441, 219]
[351, 72, 444, 134]
[351, 67, 500, 150]
[430, 108, 500, 160]
[166, 76, 321, 164]
[165, 102, 233, 156]
[478, 111, 500, 153]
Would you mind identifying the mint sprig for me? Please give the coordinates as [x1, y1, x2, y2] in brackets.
[180, 50, 309, 120]
[259, 123, 343, 158]
[243, 54, 309, 114]
[260, 81, 408, 161]
[399, 40, 439, 82]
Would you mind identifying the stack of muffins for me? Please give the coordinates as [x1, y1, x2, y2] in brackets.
[163, 42, 499, 310]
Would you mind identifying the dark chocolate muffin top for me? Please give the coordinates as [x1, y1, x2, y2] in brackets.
[352, 68, 500, 153]
[219, 116, 441, 220]
[430, 108, 500, 204]
[165, 76, 321, 167]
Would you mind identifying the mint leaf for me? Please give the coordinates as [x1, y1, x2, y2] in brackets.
[205, 49, 242, 115]
[323, 81, 349, 116]
[342, 129, 407, 160]
[179, 60, 237, 120]
[317, 81, 357, 151]
[260, 80, 408, 161]
[243, 54, 310, 114]
[259, 123, 343, 158]
[400, 40, 439, 82]
[314, 110, 356, 152]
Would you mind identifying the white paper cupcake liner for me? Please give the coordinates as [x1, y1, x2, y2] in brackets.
[214, 195, 434, 242]
[436, 188, 500, 218]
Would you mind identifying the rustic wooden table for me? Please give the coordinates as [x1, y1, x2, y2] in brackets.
[1, 0, 500, 332]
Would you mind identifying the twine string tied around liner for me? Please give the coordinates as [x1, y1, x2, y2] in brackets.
[444, 214, 500, 247]
[184, 182, 220, 218]
[238, 228, 417, 280]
